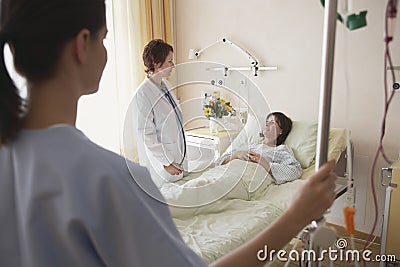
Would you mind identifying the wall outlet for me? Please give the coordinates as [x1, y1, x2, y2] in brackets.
[210, 78, 224, 86]
[217, 78, 224, 86]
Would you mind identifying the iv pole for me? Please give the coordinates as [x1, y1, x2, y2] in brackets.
[307, 0, 339, 266]
[316, 0, 337, 169]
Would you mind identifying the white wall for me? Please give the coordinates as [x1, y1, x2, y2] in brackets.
[76, 0, 121, 154]
[175, 0, 400, 234]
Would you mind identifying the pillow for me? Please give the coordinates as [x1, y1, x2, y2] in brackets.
[284, 121, 318, 168]
[223, 113, 263, 154]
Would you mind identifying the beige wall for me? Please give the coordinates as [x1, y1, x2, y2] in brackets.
[175, 0, 400, 234]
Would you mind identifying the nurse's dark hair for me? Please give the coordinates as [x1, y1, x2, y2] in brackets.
[0, 0, 106, 145]
[267, 112, 292, 146]
[143, 39, 173, 74]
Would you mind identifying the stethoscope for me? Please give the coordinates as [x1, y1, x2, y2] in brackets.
[160, 82, 187, 166]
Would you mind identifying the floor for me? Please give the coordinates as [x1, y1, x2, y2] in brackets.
[267, 224, 386, 267]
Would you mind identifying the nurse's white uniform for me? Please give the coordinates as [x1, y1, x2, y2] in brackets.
[0, 126, 206, 267]
[132, 77, 186, 187]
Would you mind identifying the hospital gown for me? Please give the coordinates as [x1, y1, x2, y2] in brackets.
[0, 126, 208, 267]
[216, 143, 302, 184]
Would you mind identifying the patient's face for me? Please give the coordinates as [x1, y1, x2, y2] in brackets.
[263, 115, 283, 143]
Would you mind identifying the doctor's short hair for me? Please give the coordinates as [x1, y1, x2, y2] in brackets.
[267, 112, 292, 146]
[143, 39, 173, 74]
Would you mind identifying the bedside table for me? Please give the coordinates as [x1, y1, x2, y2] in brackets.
[185, 127, 238, 171]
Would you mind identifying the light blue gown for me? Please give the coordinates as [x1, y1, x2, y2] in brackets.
[0, 126, 207, 267]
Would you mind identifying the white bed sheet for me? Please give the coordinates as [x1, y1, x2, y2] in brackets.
[172, 179, 304, 264]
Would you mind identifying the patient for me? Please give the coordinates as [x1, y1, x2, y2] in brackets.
[218, 112, 302, 184]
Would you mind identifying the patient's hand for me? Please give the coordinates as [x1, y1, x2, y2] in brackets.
[221, 151, 250, 165]
[248, 152, 271, 173]
[248, 151, 261, 163]
[232, 151, 252, 161]
[222, 150, 260, 165]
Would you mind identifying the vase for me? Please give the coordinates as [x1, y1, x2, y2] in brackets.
[209, 117, 223, 133]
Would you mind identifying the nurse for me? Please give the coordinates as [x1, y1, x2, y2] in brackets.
[132, 39, 186, 187]
[0, 1, 204, 266]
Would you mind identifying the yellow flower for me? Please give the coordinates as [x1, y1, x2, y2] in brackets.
[204, 107, 211, 116]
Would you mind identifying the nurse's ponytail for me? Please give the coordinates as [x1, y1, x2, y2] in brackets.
[0, 0, 106, 145]
[0, 33, 24, 145]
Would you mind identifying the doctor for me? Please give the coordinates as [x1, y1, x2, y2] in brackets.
[132, 39, 186, 187]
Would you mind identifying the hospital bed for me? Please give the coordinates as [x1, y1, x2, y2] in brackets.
[160, 114, 349, 264]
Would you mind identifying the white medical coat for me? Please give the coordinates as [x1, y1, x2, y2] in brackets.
[132, 77, 186, 187]
[0, 126, 207, 267]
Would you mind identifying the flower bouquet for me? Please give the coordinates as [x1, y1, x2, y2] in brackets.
[203, 97, 235, 133]
[203, 98, 235, 119]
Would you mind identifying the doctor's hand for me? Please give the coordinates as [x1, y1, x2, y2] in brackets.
[164, 163, 183, 175]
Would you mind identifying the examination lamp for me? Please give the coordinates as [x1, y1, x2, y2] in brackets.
[188, 38, 258, 67]
[188, 38, 278, 76]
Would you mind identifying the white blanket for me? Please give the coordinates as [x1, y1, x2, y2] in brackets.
[159, 159, 306, 263]
[172, 179, 305, 263]
[161, 160, 274, 214]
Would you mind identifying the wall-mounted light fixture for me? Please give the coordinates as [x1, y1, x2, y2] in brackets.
[188, 37, 277, 76]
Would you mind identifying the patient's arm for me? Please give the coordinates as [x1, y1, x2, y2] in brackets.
[210, 160, 337, 267]
[221, 150, 251, 165]
[247, 146, 302, 184]
[221, 151, 272, 174]
[248, 151, 271, 173]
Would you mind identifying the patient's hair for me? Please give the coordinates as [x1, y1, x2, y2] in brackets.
[143, 39, 173, 74]
[267, 112, 292, 146]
